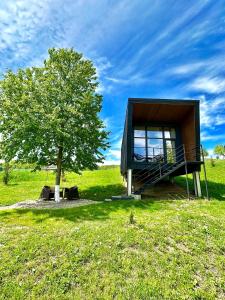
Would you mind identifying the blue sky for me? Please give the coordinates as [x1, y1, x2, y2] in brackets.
[0, 0, 225, 164]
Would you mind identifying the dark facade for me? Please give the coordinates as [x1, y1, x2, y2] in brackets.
[121, 98, 202, 179]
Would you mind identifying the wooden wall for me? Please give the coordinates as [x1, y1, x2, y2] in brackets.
[180, 106, 196, 161]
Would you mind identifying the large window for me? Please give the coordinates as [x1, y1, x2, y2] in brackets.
[133, 126, 146, 162]
[133, 126, 176, 162]
[147, 127, 164, 161]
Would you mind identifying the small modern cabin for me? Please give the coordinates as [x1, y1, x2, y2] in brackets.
[121, 98, 206, 197]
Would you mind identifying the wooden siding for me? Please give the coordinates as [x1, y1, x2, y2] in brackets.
[181, 106, 196, 161]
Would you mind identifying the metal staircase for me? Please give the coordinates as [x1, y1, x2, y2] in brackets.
[132, 144, 208, 198]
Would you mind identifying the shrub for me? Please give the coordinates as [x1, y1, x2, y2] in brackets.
[210, 157, 215, 167]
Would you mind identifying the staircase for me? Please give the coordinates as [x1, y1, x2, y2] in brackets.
[133, 144, 202, 195]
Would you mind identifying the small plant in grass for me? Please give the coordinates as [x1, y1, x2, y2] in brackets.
[210, 157, 215, 167]
[129, 211, 136, 224]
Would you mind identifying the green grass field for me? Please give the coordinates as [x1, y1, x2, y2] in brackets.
[0, 161, 224, 299]
[0, 166, 124, 206]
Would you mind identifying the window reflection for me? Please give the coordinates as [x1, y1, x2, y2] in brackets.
[134, 126, 145, 138]
[147, 127, 163, 138]
[134, 138, 145, 147]
[133, 126, 176, 163]
[147, 139, 163, 149]
[133, 147, 146, 161]
[164, 128, 176, 139]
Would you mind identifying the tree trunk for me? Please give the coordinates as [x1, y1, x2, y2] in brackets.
[3, 161, 10, 185]
[55, 146, 63, 202]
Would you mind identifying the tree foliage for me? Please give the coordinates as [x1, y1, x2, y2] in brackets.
[214, 144, 225, 158]
[0, 48, 109, 197]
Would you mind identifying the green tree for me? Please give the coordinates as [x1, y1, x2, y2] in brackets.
[214, 144, 225, 159]
[0, 48, 108, 201]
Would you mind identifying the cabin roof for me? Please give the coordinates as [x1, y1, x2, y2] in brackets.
[127, 98, 199, 124]
[128, 98, 199, 104]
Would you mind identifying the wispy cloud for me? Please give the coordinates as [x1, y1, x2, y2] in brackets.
[199, 95, 225, 128]
[201, 131, 225, 141]
[0, 0, 225, 156]
[169, 62, 205, 75]
[190, 77, 225, 94]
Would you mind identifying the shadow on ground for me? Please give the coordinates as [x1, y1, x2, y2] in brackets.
[0, 183, 172, 224]
[79, 183, 126, 202]
[1, 178, 224, 224]
[175, 177, 225, 201]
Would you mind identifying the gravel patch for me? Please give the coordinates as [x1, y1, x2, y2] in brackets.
[0, 199, 100, 210]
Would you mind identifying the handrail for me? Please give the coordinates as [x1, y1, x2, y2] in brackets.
[133, 144, 202, 192]
[134, 147, 190, 184]
[134, 145, 186, 180]
[142, 161, 184, 186]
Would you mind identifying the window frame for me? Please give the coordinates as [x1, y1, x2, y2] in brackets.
[133, 125, 177, 162]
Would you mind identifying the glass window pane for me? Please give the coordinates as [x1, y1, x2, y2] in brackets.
[147, 127, 163, 138]
[134, 126, 145, 138]
[134, 138, 145, 147]
[166, 140, 176, 163]
[148, 148, 153, 156]
[133, 147, 146, 161]
[148, 148, 164, 162]
[164, 128, 176, 139]
[147, 138, 163, 149]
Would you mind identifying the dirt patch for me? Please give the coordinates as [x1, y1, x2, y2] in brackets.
[141, 181, 195, 200]
[0, 199, 100, 210]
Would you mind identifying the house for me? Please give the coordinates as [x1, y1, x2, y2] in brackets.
[121, 98, 208, 199]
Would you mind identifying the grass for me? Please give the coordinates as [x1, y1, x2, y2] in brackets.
[0, 161, 224, 298]
[175, 159, 225, 201]
[0, 167, 124, 206]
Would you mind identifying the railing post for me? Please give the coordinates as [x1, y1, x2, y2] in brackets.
[183, 144, 190, 200]
[192, 172, 198, 196]
[127, 169, 133, 196]
[200, 145, 209, 200]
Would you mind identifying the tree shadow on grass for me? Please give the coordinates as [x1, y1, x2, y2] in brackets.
[79, 183, 126, 202]
[0, 184, 172, 224]
[175, 177, 225, 201]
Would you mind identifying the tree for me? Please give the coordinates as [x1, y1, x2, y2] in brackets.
[0, 48, 109, 201]
[214, 144, 225, 159]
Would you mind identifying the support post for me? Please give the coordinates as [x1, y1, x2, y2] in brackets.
[193, 172, 198, 196]
[183, 144, 190, 200]
[127, 169, 132, 196]
[195, 171, 202, 198]
[200, 145, 209, 200]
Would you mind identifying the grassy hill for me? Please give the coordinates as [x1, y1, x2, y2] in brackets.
[0, 161, 224, 299]
[0, 160, 225, 206]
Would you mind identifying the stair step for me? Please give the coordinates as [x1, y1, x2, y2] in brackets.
[134, 161, 185, 194]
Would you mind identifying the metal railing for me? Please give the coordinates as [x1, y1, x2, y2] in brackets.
[132, 144, 209, 200]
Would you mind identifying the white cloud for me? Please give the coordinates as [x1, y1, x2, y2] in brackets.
[190, 77, 225, 94]
[199, 95, 225, 128]
[108, 149, 121, 160]
[102, 159, 120, 166]
[170, 62, 204, 75]
[207, 149, 214, 156]
[201, 131, 225, 141]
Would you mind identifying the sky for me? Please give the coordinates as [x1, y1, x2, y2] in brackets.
[0, 0, 225, 164]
